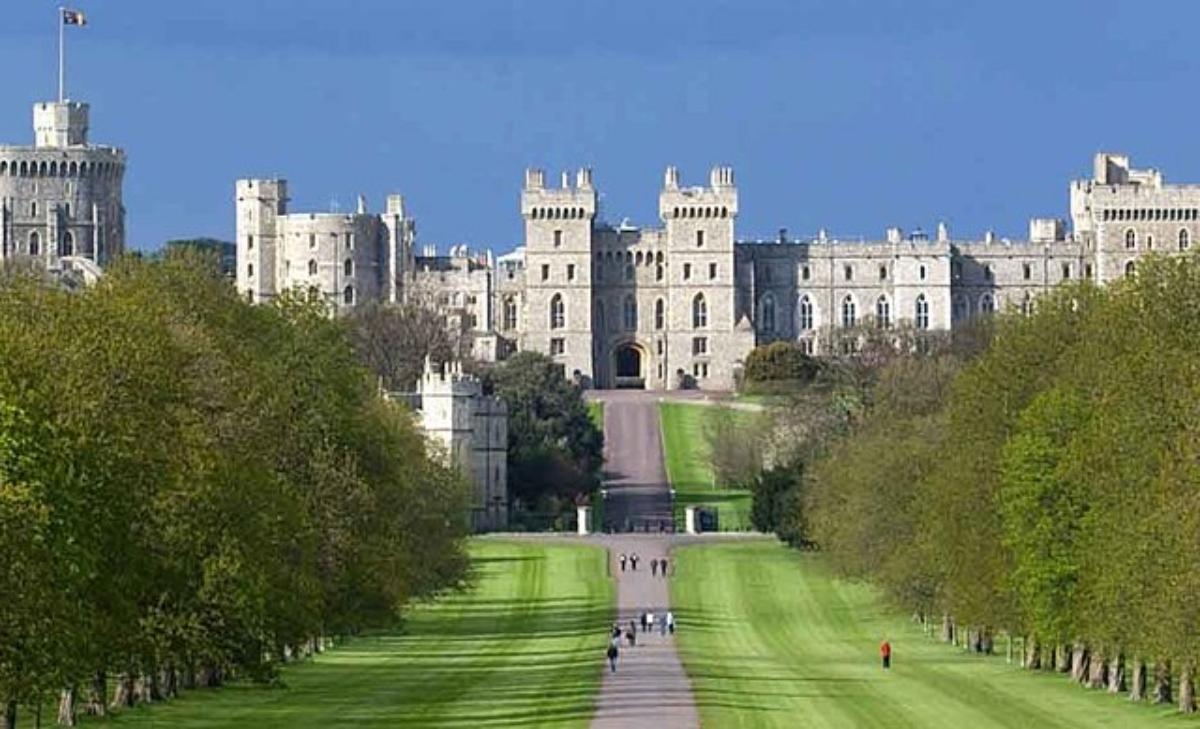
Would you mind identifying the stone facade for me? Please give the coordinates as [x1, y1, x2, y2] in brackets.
[393, 359, 508, 531]
[238, 152, 1200, 391]
[0, 100, 126, 267]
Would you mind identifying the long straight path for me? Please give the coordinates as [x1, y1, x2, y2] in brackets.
[589, 392, 699, 729]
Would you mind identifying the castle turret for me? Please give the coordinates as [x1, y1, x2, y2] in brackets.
[235, 178, 287, 303]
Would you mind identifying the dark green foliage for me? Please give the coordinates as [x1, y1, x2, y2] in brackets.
[482, 351, 603, 507]
[742, 341, 822, 392]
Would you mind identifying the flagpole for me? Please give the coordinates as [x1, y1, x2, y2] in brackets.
[58, 6, 65, 102]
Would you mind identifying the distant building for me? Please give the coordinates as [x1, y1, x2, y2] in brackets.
[0, 98, 126, 268]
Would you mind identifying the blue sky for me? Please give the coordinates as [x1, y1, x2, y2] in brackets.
[1, 1, 1196, 253]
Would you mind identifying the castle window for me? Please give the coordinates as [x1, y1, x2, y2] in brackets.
[760, 294, 776, 333]
[800, 338, 814, 355]
[709, 262, 717, 280]
[64, 203, 71, 218]
[654, 298, 665, 330]
[550, 294, 565, 329]
[721, 207, 728, 218]
[309, 233, 316, 249]
[656, 264, 664, 282]
[1147, 235, 1154, 250]
[692, 294, 708, 328]
[919, 264, 927, 281]
[1061, 262, 1071, 280]
[843, 264, 853, 282]
[673, 207, 679, 218]
[247, 234, 254, 250]
[693, 337, 708, 355]
[308, 259, 318, 276]
[979, 293, 995, 314]
[841, 295, 857, 328]
[879, 264, 888, 281]
[29, 231, 40, 256]
[550, 338, 565, 356]
[567, 264, 576, 281]
[798, 295, 814, 331]
[343, 286, 355, 306]
[31, 202, 37, 217]
[346, 232, 354, 250]
[554, 230, 563, 248]
[875, 295, 891, 329]
[1181, 229, 1191, 251]
[344, 259, 353, 277]
[247, 263, 254, 278]
[541, 264, 549, 281]
[636, 251, 644, 265]
[1085, 263, 1094, 279]
[1023, 263, 1032, 280]
[915, 294, 929, 330]
[801, 265, 811, 281]
[1125, 260, 1136, 278]
[696, 230, 705, 248]
[623, 295, 638, 331]
[1020, 293, 1033, 317]
[503, 298, 517, 330]
[1124, 229, 1136, 249]
[657, 339, 664, 355]
[985, 265, 994, 281]
[683, 263, 692, 281]
[60, 231, 73, 257]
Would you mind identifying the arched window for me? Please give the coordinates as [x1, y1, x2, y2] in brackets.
[308, 259, 318, 276]
[1180, 229, 1191, 251]
[550, 294, 565, 329]
[60, 231, 74, 257]
[654, 298, 665, 330]
[623, 295, 638, 331]
[875, 295, 891, 329]
[29, 231, 40, 256]
[1125, 229, 1137, 249]
[1020, 292, 1033, 317]
[915, 294, 929, 330]
[31, 201, 38, 217]
[503, 298, 518, 330]
[979, 293, 995, 315]
[692, 293, 708, 328]
[760, 294, 776, 333]
[343, 259, 353, 277]
[841, 295, 857, 328]
[1125, 260, 1137, 278]
[798, 295, 814, 331]
[343, 286, 355, 306]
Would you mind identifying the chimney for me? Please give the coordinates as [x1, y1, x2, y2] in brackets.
[664, 166, 680, 190]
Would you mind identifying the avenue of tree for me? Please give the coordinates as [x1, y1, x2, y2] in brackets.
[0, 253, 471, 728]
[742, 252, 1200, 715]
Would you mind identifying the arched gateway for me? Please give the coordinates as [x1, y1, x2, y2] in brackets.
[613, 343, 646, 389]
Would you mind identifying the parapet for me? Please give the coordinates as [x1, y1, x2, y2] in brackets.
[34, 101, 89, 148]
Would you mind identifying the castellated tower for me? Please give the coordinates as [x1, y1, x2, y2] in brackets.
[236, 179, 287, 303]
[520, 168, 597, 382]
[0, 101, 126, 267]
[659, 166, 752, 387]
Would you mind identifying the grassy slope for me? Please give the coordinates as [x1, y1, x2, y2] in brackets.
[659, 402, 752, 531]
[105, 541, 613, 729]
[672, 541, 1180, 729]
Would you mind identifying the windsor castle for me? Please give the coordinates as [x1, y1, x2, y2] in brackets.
[239, 153, 1200, 391]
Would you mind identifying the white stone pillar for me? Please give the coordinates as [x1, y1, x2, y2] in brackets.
[685, 506, 698, 535]
[576, 506, 592, 536]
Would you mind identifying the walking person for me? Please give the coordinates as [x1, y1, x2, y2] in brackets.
[612, 623, 622, 641]
[651, 558, 659, 577]
[629, 618, 638, 641]
[660, 613, 667, 636]
[667, 611, 675, 635]
[646, 611, 655, 635]
[607, 639, 619, 673]
[630, 553, 639, 571]
[619, 553, 627, 572]
[880, 639, 892, 670]
[625, 628, 635, 647]
[660, 556, 669, 577]
[640, 611, 648, 633]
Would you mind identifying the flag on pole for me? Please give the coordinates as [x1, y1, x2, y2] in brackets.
[62, 9, 87, 26]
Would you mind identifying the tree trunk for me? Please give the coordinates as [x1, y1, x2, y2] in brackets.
[3, 701, 17, 729]
[110, 672, 135, 709]
[981, 630, 994, 655]
[57, 687, 78, 726]
[1070, 643, 1089, 683]
[1007, 634, 1013, 664]
[160, 666, 178, 700]
[1024, 636, 1041, 670]
[1055, 644, 1071, 673]
[941, 614, 954, 643]
[1179, 663, 1196, 714]
[1107, 654, 1126, 694]
[1153, 661, 1173, 704]
[1087, 647, 1107, 689]
[83, 672, 107, 717]
[1130, 659, 1147, 701]
[180, 664, 196, 691]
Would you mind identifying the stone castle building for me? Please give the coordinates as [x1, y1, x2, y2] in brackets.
[389, 359, 509, 531]
[238, 152, 1200, 391]
[0, 99, 126, 273]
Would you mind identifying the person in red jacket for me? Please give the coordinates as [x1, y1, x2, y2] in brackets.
[880, 639, 892, 669]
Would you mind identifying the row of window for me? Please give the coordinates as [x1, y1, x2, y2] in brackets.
[544, 261, 722, 283]
[547, 335, 711, 358]
[548, 293, 710, 330]
[247, 259, 356, 280]
[668, 206, 729, 220]
[794, 292, 998, 332]
[531, 207, 587, 220]
[797, 262, 929, 283]
[1102, 208, 1198, 222]
[0, 159, 121, 179]
[1122, 228, 1190, 251]
[11, 230, 77, 257]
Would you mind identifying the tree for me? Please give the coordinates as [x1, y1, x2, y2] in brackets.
[741, 341, 822, 393]
[346, 301, 470, 391]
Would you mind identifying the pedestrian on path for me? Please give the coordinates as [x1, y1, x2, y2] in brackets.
[607, 640, 619, 673]
[625, 628, 636, 647]
[646, 611, 655, 634]
[880, 639, 892, 670]
[640, 612, 649, 633]
[667, 611, 675, 635]
[612, 623, 622, 640]
[660, 613, 667, 636]
[630, 553, 640, 571]
[619, 553, 627, 572]
[651, 558, 659, 576]
[660, 556, 669, 577]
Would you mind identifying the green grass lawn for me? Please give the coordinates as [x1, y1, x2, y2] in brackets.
[659, 402, 753, 531]
[671, 541, 1181, 729]
[101, 540, 613, 728]
[588, 401, 604, 431]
